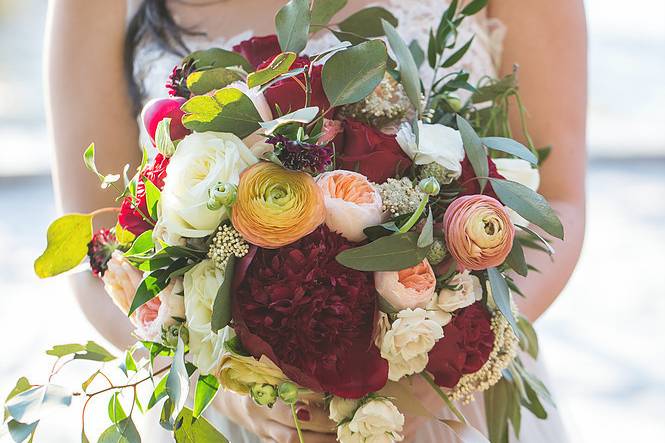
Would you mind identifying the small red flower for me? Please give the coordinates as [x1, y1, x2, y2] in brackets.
[87, 229, 119, 277]
[458, 156, 505, 200]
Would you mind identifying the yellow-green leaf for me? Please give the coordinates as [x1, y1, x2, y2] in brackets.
[34, 214, 93, 278]
[247, 52, 297, 88]
[186, 67, 243, 95]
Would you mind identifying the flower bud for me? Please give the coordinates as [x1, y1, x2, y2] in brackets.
[426, 239, 448, 265]
[418, 177, 441, 196]
[446, 94, 463, 112]
[207, 182, 238, 211]
[277, 382, 299, 405]
[162, 324, 189, 348]
[250, 383, 277, 408]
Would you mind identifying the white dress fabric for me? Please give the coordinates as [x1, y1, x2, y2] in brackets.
[127, 1, 569, 441]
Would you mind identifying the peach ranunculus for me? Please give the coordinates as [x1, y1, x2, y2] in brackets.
[134, 278, 185, 342]
[315, 170, 384, 242]
[443, 195, 515, 270]
[231, 162, 325, 248]
[374, 259, 436, 310]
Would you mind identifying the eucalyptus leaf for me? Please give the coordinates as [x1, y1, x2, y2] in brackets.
[211, 256, 235, 332]
[517, 316, 539, 359]
[186, 67, 243, 95]
[181, 88, 262, 138]
[83, 143, 120, 189]
[5, 420, 38, 443]
[482, 137, 538, 165]
[487, 267, 518, 333]
[98, 417, 141, 443]
[247, 52, 297, 88]
[193, 375, 220, 419]
[456, 115, 488, 191]
[337, 7, 397, 43]
[155, 118, 176, 157]
[34, 213, 93, 278]
[4, 377, 31, 421]
[5, 385, 72, 424]
[275, 0, 310, 53]
[484, 378, 510, 443]
[417, 210, 434, 248]
[310, 0, 347, 30]
[147, 376, 168, 410]
[382, 20, 422, 114]
[259, 107, 320, 135]
[489, 179, 564, 240]
[505, 240, 528, 277]
[441, 37, 474, 68]
[45, 343, 85, 358]
[108, 393, 127, 424]
[81, 371, 100, 393]
[336, 232, 429, 272]
[185, 48, 252, 72]
[322, 40, 387, 107]
[174, 408, 230, 443]
[166, 338, 189, 423]
[461, 0, 489, 15]
[408, 40, 425, 69]
[72, 341, 116, 362]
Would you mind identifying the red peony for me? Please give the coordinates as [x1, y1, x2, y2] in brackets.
[260, 56, 331, 115]
[118, 154, 170, 236]
[333, 119, 412, 183]
[426, 302, 494, 388]
[458, 156, 505, 200]
[232, 225, 388, 399]
[232, 34, 282, 68]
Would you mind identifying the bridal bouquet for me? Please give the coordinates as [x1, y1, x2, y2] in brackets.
[3, 1, 562, 442]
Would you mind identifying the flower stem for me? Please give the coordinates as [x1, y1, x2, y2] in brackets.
[291, 403, 305, 443]
[420, 372, 467, 424]
[399, 196, 429, 233]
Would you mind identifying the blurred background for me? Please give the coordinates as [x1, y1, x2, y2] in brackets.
[0, 0, 663, 441]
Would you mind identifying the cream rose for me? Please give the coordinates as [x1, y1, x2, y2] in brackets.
[183, 259, 226, 374]
[329, 397, 361, 424]
[380, 308, 443, 381]
[494, 158, 541, 226]
[396, 121, 464, 176]
[430, 271, 483, 313]
[316, 170, 384, 242]
[218, 353, 286, 395]
[341, 399, 405, 443]
[158, 132, 257, 242]
[134, 278, 185, 343]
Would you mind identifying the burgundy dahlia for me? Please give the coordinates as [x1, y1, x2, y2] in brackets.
[266, 135, 333, 174]
[87, 228, 119, 277]
[165, 59, 195, 98]
[232, 226, 388, 399]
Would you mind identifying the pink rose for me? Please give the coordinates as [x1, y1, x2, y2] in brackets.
[133, 278, 185, 342]
[102, 251, 143, 315]
[316, 170, 384, 242]
[444, 195, 515, 271]
[318, 119, 343, 146]
[374, 260, 436, 310]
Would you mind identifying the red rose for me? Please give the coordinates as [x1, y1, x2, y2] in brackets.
[334, 119, 412, 183]
[260, 56, 331, 115]
[233, 226, 389, 399]
[232, 34, 282, 68]
[426, 302, 494, 388]
[458, 156, 505, 200]
[118, 154, 170, 236]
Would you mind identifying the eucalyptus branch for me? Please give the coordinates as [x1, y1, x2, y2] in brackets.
[73, 364, 171, 398]
[420, 372, 467, 423]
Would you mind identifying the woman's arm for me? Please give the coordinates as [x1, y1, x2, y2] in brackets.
[488, 0, 588, 321]
[45, 0, 142, 349]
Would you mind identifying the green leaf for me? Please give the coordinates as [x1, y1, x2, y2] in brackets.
[427, 29, 439, 69]
[417, 210, 434, 248]
[505, 240, 528, 277]
[461, 0, 489, 15]
[185, 48, 252, 72]
[4, 377, 32, 421]
[193, 375, 220, 419]
[484, 378, 510, 443]
[144, 180, 161, 220]
[166, 338, 189, 422]
[482, 137, 538, 165]
[147, 376, 168, 410]
[259, 107, 320, 135]
[83, 143, 120, 189]
[128, 269, 169, 316]
[487, 267, 518, 334]
[336, 232, 429, 272]
[507, 380, 523, 439]
[472, 73, 517, 103]
[521, 382, 548, 420]
[186, 67, 243, 95]
[34, 213, 93, 278]
[258, 68, 305, 93]
[5, 385, 72, 424]
[275, 0, 310, 53]
[74, 341, 116, 362]
[211, 256, 235, 332]
[382, 20, 422, 114]
[322, 40, 387, 107]
[181, 88, 262, 138]
[174, 408, 229, 443]
[489, 179, 564, 240]
[81, 371, 100, 393]
[124, 230, 155, 257]
[337, 7, 398, 43]
[4, 420, 39, 443]
[247, 52, 297, 88]
[98, 417, 141, 443]
[108, 393, 127, 424]
[516, 225, 555, 256]
[155, 118, 176, 157]
[124, 349, 138, 374]
[517, 316, 539, 359]
[45, 343, 86, 358]
[456, 115, 488, 191]
[441, 36, 474, 68]
[310, 0, 347, 30]
[408, 40, 425, 69]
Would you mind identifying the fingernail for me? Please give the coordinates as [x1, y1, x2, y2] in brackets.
[296, 407, 311, 421]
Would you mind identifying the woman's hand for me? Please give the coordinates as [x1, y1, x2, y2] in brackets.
[214, 389, 337, 443]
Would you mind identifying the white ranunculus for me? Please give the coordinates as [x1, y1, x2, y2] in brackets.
[494, 158, 541, 225]
[344, 399, 404, 443]
[396, 121, 464, 175]
[380, 308, 444, 381]
[228, 81, 273, 122]
[329, 397, 361, 423]
[183, 259, 226, 374]
[429, 271, 483, 313]
[158, 132, 257, 242]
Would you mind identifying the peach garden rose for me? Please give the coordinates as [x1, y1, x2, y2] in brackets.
[374, 259, 436, 310]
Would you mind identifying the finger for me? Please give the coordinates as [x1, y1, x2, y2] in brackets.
[267, 402, 336, 433]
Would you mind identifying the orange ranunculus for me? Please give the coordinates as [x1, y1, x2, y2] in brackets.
[443, 195, 515, 271]
[231, 162, 325, 248]
[374, 259, 437, 310]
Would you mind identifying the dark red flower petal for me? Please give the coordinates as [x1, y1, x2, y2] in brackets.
[457, 156, 505, 200]
[232, 34, 282, 68]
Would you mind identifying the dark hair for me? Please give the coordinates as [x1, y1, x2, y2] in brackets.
[123, 0, 202, 115]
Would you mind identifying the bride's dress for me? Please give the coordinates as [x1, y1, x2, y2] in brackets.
[128, 1, 569, 441]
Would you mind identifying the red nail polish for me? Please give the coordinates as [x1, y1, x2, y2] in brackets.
[296, 407, 311, 421]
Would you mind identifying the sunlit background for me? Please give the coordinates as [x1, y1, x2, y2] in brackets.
[1, 0, 664, 441]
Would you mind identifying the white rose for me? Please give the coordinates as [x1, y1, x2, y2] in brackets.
[158, 132, 257, 242]
[380, 308, 443, 381]
[183, 259, 226, 374]
[429, 271, 482, 313]
[345, 399, 404, 443]
[396, 121, 464, 175]
[329, 397, 361, 423]
[337, 424, 364, 443]
[494, 158, 540, 226]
